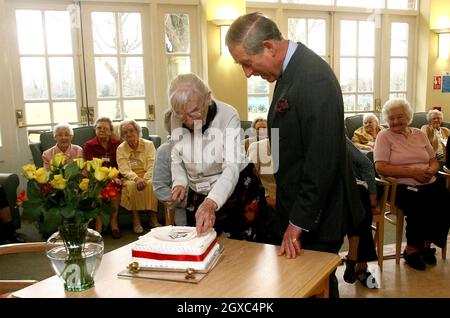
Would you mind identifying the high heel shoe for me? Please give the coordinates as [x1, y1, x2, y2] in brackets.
[343, 259, 357, 284]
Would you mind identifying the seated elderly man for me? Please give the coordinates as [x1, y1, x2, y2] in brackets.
[374, 98, 450, 271]
[421, 109, 449, 166]
[352, 113, 384, 151]
[42, 123, 83, 171]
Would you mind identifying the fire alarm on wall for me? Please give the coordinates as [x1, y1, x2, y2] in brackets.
[434, 76, 441, 90]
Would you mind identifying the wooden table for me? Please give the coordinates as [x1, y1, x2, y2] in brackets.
[13, 238, 341, 298]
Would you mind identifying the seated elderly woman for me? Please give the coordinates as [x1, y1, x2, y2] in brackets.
[374, 98, 450, 271]
[352, 113, 384, 151]
[170, 73, 270, 242]
[42, 123, 83, 171]
[420, 109, 450, 164]
[117, 119, 160, 234]
[243, 117, 268, 152]
[83, 117, 122, 239]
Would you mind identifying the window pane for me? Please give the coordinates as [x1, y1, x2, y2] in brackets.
[343, 94, 356, 112]
[337, 0, 382, 8]
[390, 58, 407, 91]
[389, 92, 406, 99]
[45, 11, 72, 54]
[25, 102, 51, 125]
[21, 57, 48, 100]
[358, 94, 373, 111]
[387, 0, 416, 10]
[119, 13, 143, 54]
[248, 77, 269, 94]
[340, 21, 357, 56]
[92, 12, 117, 54]
[248, 96, 269, 121]
[340, 58, 356, 92]
[358, 58, 374, 92]
[49, 57, 75, 99]
[98, 100, 121, 120]
[16, 10, 44, 54]
[282, 0, 332, 4]
[391, 23, 409, 56]
[95, 57, 118, 97]
[288, 18, 306, 44]
[165, 14, 190, 53]
[308, 19, 326, 56]
[53, 102, 78, 123]
[123, 99, 146, 119]
[167, 56, 191, 84]
[121, 57, 145, 97]
[359, 21, 374, 56]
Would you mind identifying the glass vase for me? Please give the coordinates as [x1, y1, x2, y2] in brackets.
[46, 222, 104, 292]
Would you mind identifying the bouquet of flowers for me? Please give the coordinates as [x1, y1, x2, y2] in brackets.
[17, 153, 119, 234]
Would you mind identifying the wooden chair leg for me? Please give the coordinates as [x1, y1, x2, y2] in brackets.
[377, 218, 384, 271]
[395, 211, 404, 264]
[442, 244, 447, 260]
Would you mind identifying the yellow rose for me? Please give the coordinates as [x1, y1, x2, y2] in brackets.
[50, 153, 66, 170]
[50, 174, 67, 190]
[94, 167, 109, 181]
[86, 158, 103, 172]
[34, 168, 49, 184]
[79, 178, 89, 191]
[108, 167, 119, 180]
[22, 164, 37, 180]
[73, 158, 85, 170]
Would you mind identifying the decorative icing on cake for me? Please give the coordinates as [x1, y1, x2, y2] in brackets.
[131, 226, 220, 271]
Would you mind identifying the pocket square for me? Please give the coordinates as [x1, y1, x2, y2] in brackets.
[276, 98, 289, 113]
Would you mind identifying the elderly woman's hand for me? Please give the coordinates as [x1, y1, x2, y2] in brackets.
[412, 167, 434, 183]
[134, 177, 147, 191]
[195, 198, 217, 235]
[172, 185, 186, 202]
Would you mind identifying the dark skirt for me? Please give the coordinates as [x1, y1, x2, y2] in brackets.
[396, 177, 450, 249]
[185, 163, 276, 244]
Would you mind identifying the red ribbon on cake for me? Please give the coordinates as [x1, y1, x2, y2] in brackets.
[132, 239, 217, 262]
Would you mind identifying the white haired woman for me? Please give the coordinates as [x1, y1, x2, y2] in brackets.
[42, 123, 83, 171]
[421, 109, 450, 164]
[374, 98, 450, 271]
[352, 113, 384, 151]
[117, 119, 160, 234]
[170, 73, 272, 243]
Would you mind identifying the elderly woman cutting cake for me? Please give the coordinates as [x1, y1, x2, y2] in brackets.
[169, 73, 269, 242]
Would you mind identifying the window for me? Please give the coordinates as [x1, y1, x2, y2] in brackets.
[389, 22, 409, 100]
[11, 1, 198, 142]
[15, 9, 79, 127]
[246, 1, 417, 118]
[337, 19, 376, 113]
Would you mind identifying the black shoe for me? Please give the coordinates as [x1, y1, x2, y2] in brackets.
[111, 229, 122, 239]
[403, 250, 426, 271]
[421, 247, 437, 265]
[343, 259, 357, 284]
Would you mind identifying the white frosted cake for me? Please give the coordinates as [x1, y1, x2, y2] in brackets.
[131, 226, 221, 271]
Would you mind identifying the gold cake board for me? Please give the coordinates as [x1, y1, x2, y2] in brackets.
[117, 245, 224, 284]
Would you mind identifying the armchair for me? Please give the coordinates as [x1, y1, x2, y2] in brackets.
[0, 173, 20, 229]
[345, 114, 364, 139]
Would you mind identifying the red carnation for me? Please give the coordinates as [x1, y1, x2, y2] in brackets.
[276, 98, 289, 113]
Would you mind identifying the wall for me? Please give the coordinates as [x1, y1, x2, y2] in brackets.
[206, 22, 248, 120]
[423, 0, 450, 120]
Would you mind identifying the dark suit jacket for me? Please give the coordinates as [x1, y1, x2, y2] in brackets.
[268, 42, 365, 246]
